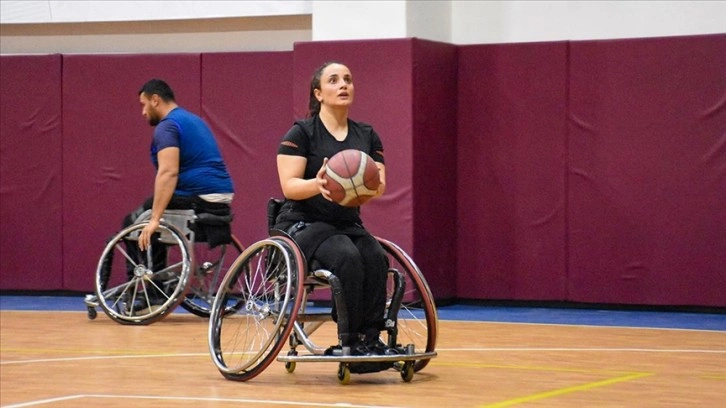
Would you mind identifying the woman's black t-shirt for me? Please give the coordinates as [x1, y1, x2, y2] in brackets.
[276, 115, 385, 226]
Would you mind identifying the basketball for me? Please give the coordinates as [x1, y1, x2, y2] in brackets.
[324, 149, 380, 207]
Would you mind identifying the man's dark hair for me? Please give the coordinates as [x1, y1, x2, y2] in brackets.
[138, 79, 175, 102]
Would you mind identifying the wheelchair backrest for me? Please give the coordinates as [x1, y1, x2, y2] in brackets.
[267, 198, 284, 232]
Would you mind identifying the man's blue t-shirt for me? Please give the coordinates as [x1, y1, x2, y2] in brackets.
[151, 107, 234, 196]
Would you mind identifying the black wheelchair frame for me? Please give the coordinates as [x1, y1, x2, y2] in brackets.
[207, 199, 437, 384]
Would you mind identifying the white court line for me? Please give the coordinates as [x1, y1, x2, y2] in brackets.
[2, 395, 83, 408]
[0, 352, 207, 365]
[443, 319, 726, 333]
[436, 347, 726, 353]
[3, 347, 726, 366]
[2, 394, 402, 408]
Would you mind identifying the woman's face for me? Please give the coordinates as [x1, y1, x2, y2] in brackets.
[315, 63, 354, 110]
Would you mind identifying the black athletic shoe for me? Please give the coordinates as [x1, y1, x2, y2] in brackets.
[324, 341, 371, 357]
[364, 338, 396, 355]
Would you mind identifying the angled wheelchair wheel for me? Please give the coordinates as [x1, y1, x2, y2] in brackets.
[208, 236, 305, 381]
[180, 235, 244, 317]
[377, 237, 438, 373]
[95, 221, 193, 325]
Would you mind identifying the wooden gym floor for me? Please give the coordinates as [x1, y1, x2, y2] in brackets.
[1, 296, 724, 407]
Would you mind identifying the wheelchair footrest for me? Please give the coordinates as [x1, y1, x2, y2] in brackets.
[276, 351, 436, 364]
[84, 294, 99, 308]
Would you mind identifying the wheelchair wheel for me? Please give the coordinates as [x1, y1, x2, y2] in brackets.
[377, 237, 438, 373]
[179, 235, 244, 317]
[95, 221, 193, 325]
[208, 236, 305, 381]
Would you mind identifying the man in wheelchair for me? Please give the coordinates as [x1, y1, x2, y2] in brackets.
[115, 79, 235, 309]
[273, 62, 396, 370]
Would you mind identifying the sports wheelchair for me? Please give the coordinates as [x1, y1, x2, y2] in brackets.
[85, 209, 243, 325]
[207, 199, 437, 384]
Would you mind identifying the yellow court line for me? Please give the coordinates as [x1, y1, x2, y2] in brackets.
[432, 360, 628, 376]
[480, 372, 653, 407]
[701, 375, 726, 380]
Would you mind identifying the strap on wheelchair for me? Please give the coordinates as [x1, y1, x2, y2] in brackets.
[195, 212, 233, 226]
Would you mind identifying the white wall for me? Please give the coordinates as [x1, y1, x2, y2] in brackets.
[451, 1, 726, 44]
[1, 1, 723, 54]
[311, 1, 724, 44]
[312, 0, 408, 41]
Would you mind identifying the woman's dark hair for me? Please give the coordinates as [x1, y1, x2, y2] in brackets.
[138, 79, 176, 102]
[308, 61, 342, 117]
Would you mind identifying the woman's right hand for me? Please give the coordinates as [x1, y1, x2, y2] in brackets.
[316, 158, 332, 201]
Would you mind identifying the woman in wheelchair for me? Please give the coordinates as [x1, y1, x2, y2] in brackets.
[273, 61, 395, 357]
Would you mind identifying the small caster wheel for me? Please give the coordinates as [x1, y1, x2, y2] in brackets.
[285, 350, 297, 373]
[337, 363, 351, 385]
[87, 307, 97, 320]
[401, 361, 414, 382]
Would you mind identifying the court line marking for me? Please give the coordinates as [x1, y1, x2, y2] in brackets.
[2, 393, 402, 408]
[0, 352, 208, 365]
[432, 361, 657, 407]
[3, 349, 721, 407]
[437, 347, 726, 353]
[2, 308, 725, 333]
[443, 319, 726, 333]
[2, 394, 83, 408]
[479, 372, 654, 408]
[3, 346, 726, 366]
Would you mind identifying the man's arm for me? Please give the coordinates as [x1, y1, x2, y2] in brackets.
[138, 147, 180, 250]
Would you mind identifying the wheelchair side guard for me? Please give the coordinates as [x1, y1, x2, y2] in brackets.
[313, 269, 353, 347]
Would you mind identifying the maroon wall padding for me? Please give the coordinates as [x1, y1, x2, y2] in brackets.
[1, 34, 724, 307]
[567, 34, 726, 307]
[200, 52, 294, 243]
[61, 54, 201, 291]
[456, 42, 569, 301]
[411, 39, 459, 299]
[0, 55, 64, 290]
[291, 40, 416, 254]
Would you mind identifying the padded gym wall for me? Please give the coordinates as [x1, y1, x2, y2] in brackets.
[1, 34, 723, 308]
[456, 42, 569, 301]
[567, 34, 726, 307]
[61, 54, 202, 291]
[0, 55, 63, 290]
[411, 39, 459, 299]
[200, 51, 294, 244]
[455, 34, 726, 307]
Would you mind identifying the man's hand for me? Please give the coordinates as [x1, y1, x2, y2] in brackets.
[138, 219, 160, 251]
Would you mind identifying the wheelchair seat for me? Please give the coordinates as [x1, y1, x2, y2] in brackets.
[133, 208, 234, 246]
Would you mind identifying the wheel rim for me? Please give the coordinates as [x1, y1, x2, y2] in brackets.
[208, 238, 304, 380]
[95, 222, 192, 325]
